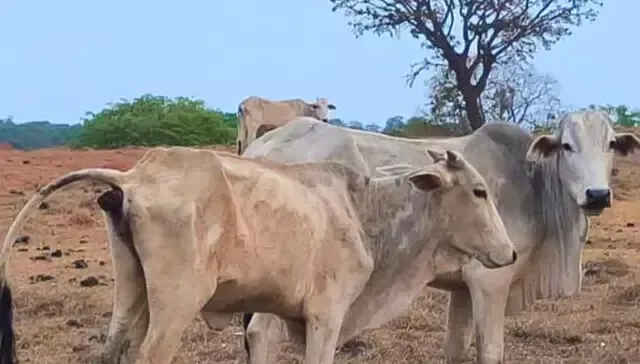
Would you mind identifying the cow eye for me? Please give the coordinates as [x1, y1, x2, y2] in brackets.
[473, 189, 487, 199]
[609, 140, 616, 151]
[562, 143, 573, 152]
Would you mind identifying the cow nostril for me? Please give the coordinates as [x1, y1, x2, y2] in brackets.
[586, 188, 611, 200]
[511, 250, 518, 262]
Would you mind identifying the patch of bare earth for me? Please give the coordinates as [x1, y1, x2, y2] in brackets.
[1, 146, 640, 363]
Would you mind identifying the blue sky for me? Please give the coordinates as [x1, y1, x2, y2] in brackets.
[0, 1, 635, 125]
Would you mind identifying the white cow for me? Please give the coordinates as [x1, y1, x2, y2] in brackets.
[241, 110, 640, 364]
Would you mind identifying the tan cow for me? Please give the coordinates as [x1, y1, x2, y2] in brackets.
[236, 96, 336, 155]
[0, 147, 516, 364]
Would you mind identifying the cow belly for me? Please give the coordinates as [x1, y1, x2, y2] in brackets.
[202, 279, 305, 319]
[427, 269, 466, 290]
[337, 268, 436, 346]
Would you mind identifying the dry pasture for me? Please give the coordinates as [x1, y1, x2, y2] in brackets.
[1, 144, 640, 363]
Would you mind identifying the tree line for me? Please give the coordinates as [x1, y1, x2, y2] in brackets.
[2, 94, 639, 150]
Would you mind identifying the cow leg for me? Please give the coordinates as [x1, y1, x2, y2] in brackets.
[246, 313, 290, 364]
[443, 289, 474, 364]
[133, 260, 211, 363]
[120, 304, 150, 364]
[466, 273, 510, 364]
[303, 273, 371, 364]
[93, 212, 147, 364]
[303, 309, 344, 364]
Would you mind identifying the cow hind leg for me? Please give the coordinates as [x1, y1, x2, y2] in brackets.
[132, 244, 213, 363]
[444, 289, 474, 364]
[94, 189, 148, 364]
[134, 280, 204, 364]
[120, 303, 150, 364]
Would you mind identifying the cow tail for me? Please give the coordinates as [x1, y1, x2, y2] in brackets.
[0, 168, 126, 363]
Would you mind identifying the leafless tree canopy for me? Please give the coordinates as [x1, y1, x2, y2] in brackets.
[484, 62, 562, 126]
[426, 62, 562, 131]
[330, 0, 603, 130]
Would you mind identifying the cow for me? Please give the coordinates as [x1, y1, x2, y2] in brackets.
[0, 146, 517, 364]
[240, 110, 640, 364]
[236, 96, 336, 155]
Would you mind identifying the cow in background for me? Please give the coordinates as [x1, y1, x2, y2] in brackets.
[236, 96, 336, 154]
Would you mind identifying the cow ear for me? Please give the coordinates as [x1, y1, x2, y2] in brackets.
[426, 149, 446, 163]
[526, 134, 559, 162]
[444, 150, 465, 170]
[613, 133, 640, 156]
[407, 168, 449, 193]
[327, 104, 336, 110]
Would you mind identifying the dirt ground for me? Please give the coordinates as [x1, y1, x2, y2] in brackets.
[1, 144, 640, 364]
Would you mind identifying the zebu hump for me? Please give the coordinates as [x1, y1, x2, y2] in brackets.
[243, 117, 352, 161]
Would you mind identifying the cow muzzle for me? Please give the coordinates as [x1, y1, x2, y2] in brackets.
[583, 187, 611, 215]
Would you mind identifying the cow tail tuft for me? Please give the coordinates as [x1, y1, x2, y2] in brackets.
[0, 282, 15, 364]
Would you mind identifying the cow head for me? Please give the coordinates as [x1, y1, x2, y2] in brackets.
[307, 97, 336, 123]
[526, 110, 640, 215]
[377, 149, 517, 269]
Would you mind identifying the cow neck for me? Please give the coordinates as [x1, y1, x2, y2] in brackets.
[352, 176, 435, 270]
[530, 155, 585, 259]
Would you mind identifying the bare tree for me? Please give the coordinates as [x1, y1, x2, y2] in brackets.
[424, 60, 562, 132]
[330, 0, 602, 130]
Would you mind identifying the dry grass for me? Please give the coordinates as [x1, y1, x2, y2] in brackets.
[1, 145, 640, 363]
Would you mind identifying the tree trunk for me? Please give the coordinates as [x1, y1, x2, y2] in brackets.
[462, 91, 485, 130]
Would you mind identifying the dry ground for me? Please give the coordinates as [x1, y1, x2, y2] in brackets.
[1, 144, 640, 364]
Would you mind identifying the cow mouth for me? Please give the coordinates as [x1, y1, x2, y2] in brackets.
[476, 253, 506, 269]
[581, 202, 609, 216]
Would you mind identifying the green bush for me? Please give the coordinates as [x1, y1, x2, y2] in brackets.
[69, 94, 237, 149]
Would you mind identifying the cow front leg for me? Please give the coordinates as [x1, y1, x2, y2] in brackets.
[304, 311, 344, 364]
[443, 289, 474, 364]
[246, 313, 289, 364]
[467, 277, 510, 364]
[304, 264, 371, 363]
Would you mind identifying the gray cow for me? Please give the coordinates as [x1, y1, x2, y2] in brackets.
[240, 110, 640, 364]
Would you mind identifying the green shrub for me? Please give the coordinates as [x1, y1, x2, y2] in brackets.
[69, 94, 237, 149]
